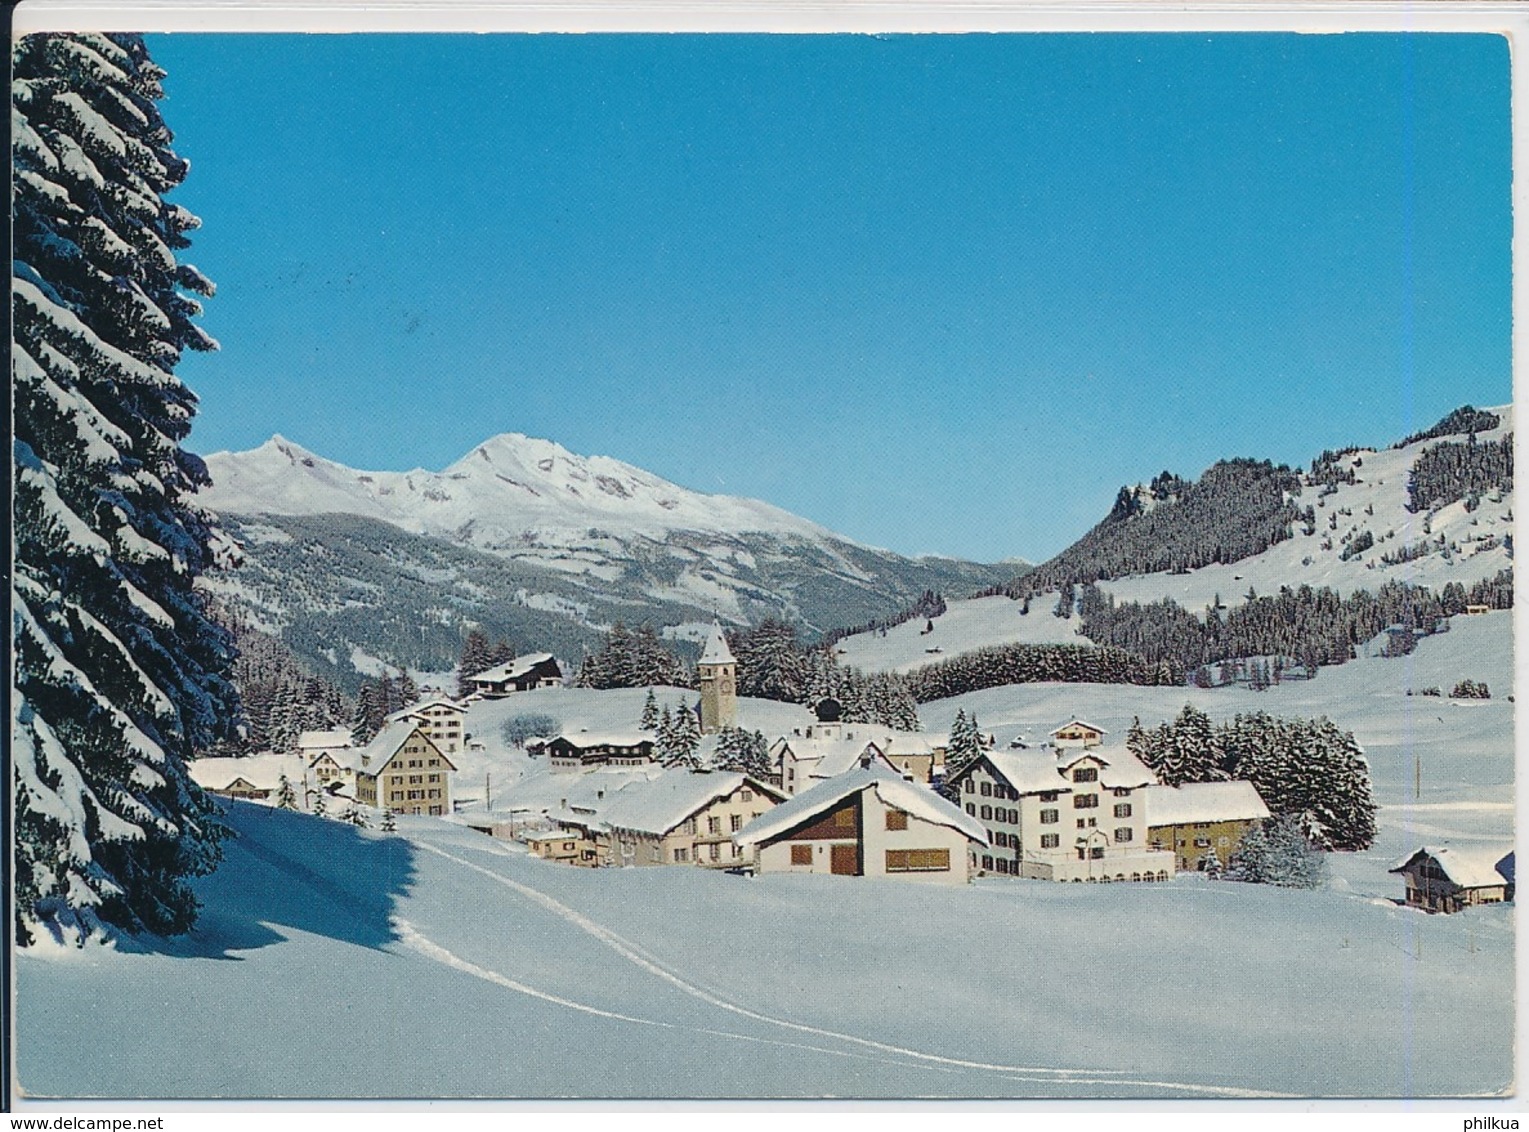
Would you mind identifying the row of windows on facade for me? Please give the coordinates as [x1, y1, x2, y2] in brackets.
[966, 801, 1132, 824]
[674, 842, 744, 863]
[678, 811, 764, 836]
[388, 789, 444, 802]
[788, 845, 950, 872]
[986, 827, 1133, 851]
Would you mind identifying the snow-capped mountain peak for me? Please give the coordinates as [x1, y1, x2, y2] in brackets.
[201, 430, 835, 550]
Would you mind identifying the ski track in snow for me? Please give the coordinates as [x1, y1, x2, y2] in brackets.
[413, 838, 1295, 1099]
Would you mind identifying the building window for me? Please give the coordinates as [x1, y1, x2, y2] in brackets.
[887, 849, 951, 873]
[1073, 794, 1098, 809]
[1040, 834, 1060, 849]
[709, 843, 721, 862]
[1114, 803, 1132, 818]
[681, 818, 696, 836]
[740, 790, 753, 802]
[981, 854, 994, 870]
[708, 817, 722, 835]
[731, 814, 743, 832]
[885, 809, 908, 831]
[1040, 809, 1058, 824]
[1114, 827, 1133, 843]
[831, 807, 855, 829]
[1039, 791, 1058, 803]
[980, 805, 992, 820]
[980, 782, 992, 797]
[1090, 846, 1105, 859]
[966, 804, 976, 815]
[964, 779, 974, 794]
[791, 844, 812, 866]
[1073, 767, 1098, 783]
[1114, 788, 1131, 798]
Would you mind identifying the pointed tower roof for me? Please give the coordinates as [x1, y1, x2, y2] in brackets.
[698, 621, 735, 665]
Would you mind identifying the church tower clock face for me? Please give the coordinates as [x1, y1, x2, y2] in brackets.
[721, 676, 734, 694]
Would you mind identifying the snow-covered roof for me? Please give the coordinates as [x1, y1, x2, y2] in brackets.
[297, 729, 352, 751]
[470, 652, 557, 683]
[189, 754, 308, 793]
[386, 696, 463, 722]
[601, 769, 779, 837]
[523, 829, 586, 843]
[776, 736, 898, 780]
[352, 720, 458, 774]
[1390, 845, 1515, 889]
[1096, 748, 1159, 791]
[978, 750, 1072, 795]
[698, 621, 736, 666]
[877, 733, 941, 757]
[1050, 718, 1107, 737]
[1144, 781, 1269, 826]
[547, 730, 655, 753]
[736, 761, 987, 848]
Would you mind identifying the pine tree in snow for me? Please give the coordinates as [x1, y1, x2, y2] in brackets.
[275, 775, 297, 811]
[713, 727, 771, 778]
[455, 628, 491, 698]
[945, 709, 983, 780]
[665, 700, 702, 769]
[311, 790, 327, 819]
[639, 687, 659, 731]
[1201, 845, 1222, 878]
[381, 808, 397, 833]
[13, 33, 240, 945]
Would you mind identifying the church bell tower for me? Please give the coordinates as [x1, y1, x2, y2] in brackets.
[697, 621, 737, 734]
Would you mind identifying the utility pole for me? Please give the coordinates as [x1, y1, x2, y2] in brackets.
[486, 771, 492, 811]
[1415, 751, 1421, 801]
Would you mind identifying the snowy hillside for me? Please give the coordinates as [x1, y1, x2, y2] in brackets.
[1103, 403, 1514, 611]
[838, 406, 1513, 675]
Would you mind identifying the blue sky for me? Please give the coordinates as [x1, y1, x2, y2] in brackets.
[149, 32, 1511, 563]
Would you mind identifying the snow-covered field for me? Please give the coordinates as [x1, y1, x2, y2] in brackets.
[15, 610, 1515, 1100]
[16, 797, 1511, 1099]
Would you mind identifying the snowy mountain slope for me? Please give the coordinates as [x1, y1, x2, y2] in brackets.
[205, 511, 1011, 693]
[1101, 403, 1514, 611]
[838, 405, 1513, 674]
[16, 794, 1511, 1098]
[197, 434, 1013, 686]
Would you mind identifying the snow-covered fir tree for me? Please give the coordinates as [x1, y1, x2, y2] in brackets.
[663, 700, 702, 769]
[712, 727, 771, 778]
[276, 775, 297, 811]
[311, 790, 327, 819]
[945, 709, 983, 780]
[639, 688, 659, 731]
[381, 808, 397, 833]
[1224, 814, 1327, 888]
[455, 628, 492, 698]
[13, 33, 240, 945]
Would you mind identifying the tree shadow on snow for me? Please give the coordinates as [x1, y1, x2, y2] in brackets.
[121, 801, 416, 960]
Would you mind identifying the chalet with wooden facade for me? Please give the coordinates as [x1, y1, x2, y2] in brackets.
[386, 696, 467, 755]
[602, 770, 784, 868]
[1145, 780, 1270, 872]
[524, 827, 601, 867]
[467, 652, 563, 697]
[1390, 846, 1515, 914]
[353, 721, 457, 816]
[737, 756, 988, 884]
[538, 731, 657, 772]
[948, 745, 1173, 882]
[1049, 718, 1107, 750]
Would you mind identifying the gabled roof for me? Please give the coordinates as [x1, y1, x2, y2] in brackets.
[1050, 718, 1107, 737]
[386, 696, 464, 722]
[736, 761, 988, 848]
[1144, 780, 1269, 826]
[698, 621, 736, 665]
[601, 769, 782, 837]
[877, 733, 941, 757]
[775, 736, 899, 781]
[1390, 845, 1515, 889]
[470, 652, 558, 683]
[355, 720, 458, 774]
[975, 750, 1072, 796]
[297, 729, 352, 750]
[188, 754, 308, 793]
[1096, 748, 1158, 790]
